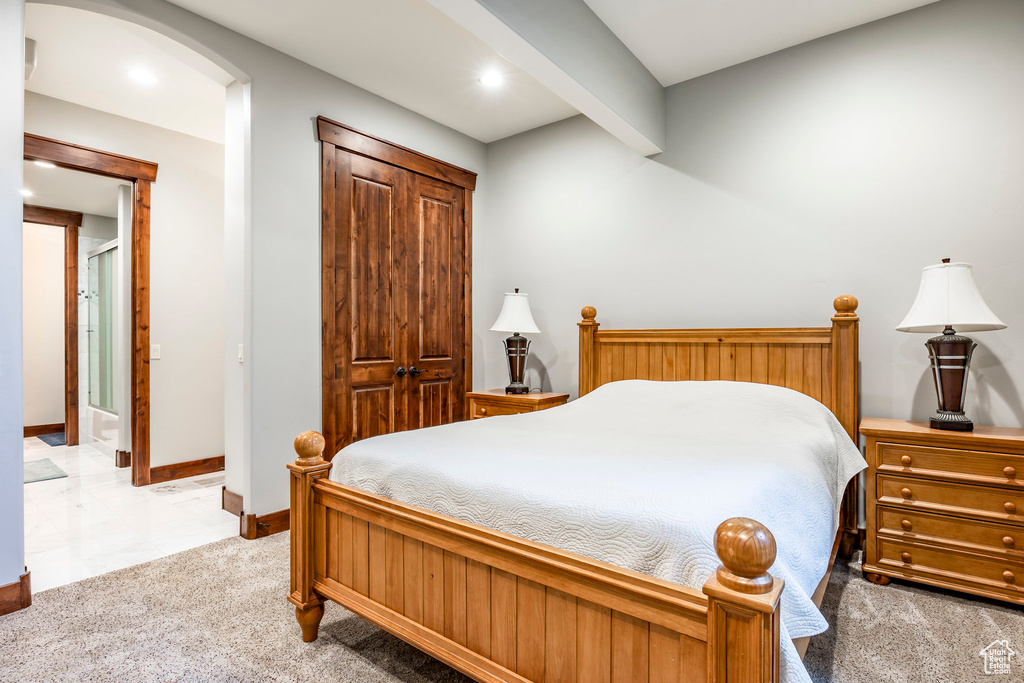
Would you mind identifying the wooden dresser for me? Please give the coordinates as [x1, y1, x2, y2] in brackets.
[861, 418, 1024, 604]
[467, 389, 568, 420]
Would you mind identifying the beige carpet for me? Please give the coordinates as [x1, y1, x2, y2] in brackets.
[0, 533, 1020, 682]
[807, 552, 1023, 682]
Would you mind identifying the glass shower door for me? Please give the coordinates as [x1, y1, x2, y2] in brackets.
[88, 247, 119, 414]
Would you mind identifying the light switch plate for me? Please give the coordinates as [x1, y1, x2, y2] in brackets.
[150, 344, 161, 360]
[237, 344, 244, 364]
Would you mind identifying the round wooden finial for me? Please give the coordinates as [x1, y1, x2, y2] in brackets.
[581, 306, 597, 322]
[294, 431, 326, 466]
[714, 518, 777, 594]
[833, 295, 858, 318]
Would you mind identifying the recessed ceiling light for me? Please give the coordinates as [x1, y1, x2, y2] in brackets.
[479, 70, 504, 88]
[21, 189, 33, 197]
[128, 66, 157, 86]
[33, 160, 55, 169]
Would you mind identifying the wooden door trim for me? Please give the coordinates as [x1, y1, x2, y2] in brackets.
[25, 134, 158, 486]
[316, 117, 477, 191]
[462, 189, 472, 420]
[23, 204, 82, 228]
[22, 204, 81, 446]
[320, 141, 338, 458]
[320, 124, 475, 458]
[25, 133, 158, 182]
[130, 179, 152, 485]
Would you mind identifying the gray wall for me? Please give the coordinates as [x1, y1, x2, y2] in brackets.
[239, 35, 487, 515]
[80, 213, 117, 240]
[35, 0, 488, 515]
[0, 0, 26, 588]
[222, 80, 249, 503]
[25, 92, 226, 470]
[479, 0, 1024, 430]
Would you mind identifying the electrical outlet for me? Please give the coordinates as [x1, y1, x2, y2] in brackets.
[237, 344, 244, 364]
[150, 344, 161, 360]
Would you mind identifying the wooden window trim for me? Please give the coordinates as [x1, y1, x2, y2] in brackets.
[25, 134, 158, 486]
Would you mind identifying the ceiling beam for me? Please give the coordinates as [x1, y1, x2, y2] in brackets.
[426, 0, 665, 156]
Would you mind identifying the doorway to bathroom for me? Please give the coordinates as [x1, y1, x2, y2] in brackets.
[84, 239, 123, 461]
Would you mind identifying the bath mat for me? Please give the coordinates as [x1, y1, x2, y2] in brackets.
[24, 458, 68, 484]
[37, 432, 66, 447]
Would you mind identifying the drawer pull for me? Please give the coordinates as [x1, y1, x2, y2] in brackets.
[1003, 570, 1015, 584]
[901, 519, 913, 531]
[479, 407, 487, 415]
[1003, 536, 1015, 548]
[900, 455, 912, 466]
[901, 488, 913, 499]
[900, 551, 912, 564]
[1005, 502, 1017, 515]
[1005, 466, 1017, 479]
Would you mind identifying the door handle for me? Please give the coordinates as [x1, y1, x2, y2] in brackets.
[394, 366, 407, 377]
[408, 366, 423, 376]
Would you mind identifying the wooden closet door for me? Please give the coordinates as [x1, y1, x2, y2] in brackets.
[332, 151, 414, 451]
[409, 175, 466, 429]
[326, 147, 468, 456]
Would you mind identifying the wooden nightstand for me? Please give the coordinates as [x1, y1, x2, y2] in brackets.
[467, 389, 569, 420]
[861, 418, 1024, 605]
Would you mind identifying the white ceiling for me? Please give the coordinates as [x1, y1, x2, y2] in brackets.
[25, 4, 232, 144]
[583, 0, 941, 87]
[164, 0, 579, 143]
[23, 160, 126, 218]
[24, 0, 944, 148]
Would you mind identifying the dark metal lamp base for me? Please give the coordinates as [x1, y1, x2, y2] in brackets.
[930, 412, 974, 432]
[502, 334, 532, 395]
[925, 329, 977, 433]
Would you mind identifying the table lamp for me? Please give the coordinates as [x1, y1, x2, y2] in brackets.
[896, 259, 1006, 431]
[490, 289, 540, 394]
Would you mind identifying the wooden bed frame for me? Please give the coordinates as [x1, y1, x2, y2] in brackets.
[289, 295, 860, 683]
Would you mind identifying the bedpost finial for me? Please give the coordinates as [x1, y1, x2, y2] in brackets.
[714, 518, 777, 594]
[294, 431, 326, 466]
[581, 306, 597, 322]
[833, 295, 858, 318]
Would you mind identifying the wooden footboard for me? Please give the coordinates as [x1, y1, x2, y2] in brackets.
[289, 432, 784, 683]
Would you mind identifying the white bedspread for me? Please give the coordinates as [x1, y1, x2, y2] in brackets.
[330, 380, 866, 683]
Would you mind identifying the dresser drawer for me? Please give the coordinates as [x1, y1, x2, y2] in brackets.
[878, 443, 1024, 485]
[876, 537, 1024, 597]
[470, 400, 525, 419]
[877, 507, 1024, 558]
[877, 474, 1024, 525]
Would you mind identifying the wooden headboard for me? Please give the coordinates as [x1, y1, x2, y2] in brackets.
[578, 295, 860, 440]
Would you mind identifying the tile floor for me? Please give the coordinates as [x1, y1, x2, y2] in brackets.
[23, 436, 240, 592]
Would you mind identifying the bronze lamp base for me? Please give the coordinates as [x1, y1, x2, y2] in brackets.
[502, 333, 531, 394]
[926, 327, 976, 432]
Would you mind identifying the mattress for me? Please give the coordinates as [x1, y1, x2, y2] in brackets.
[330, 379, 866, 683]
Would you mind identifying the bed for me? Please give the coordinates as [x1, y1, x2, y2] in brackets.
[288, 295, 863, 683]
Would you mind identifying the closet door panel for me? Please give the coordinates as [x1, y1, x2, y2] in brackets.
[333, 152, 411, 451]
[320, 121, 473, 456]
[350, 174, 395, 362]
[352, 385, 395, 441]
[419, 195, 454, 360]
[409, 175, 466, 430]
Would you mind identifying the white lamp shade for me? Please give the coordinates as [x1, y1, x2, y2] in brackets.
[896, 261, 1006, 333]
[490, 291, 540, 334]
